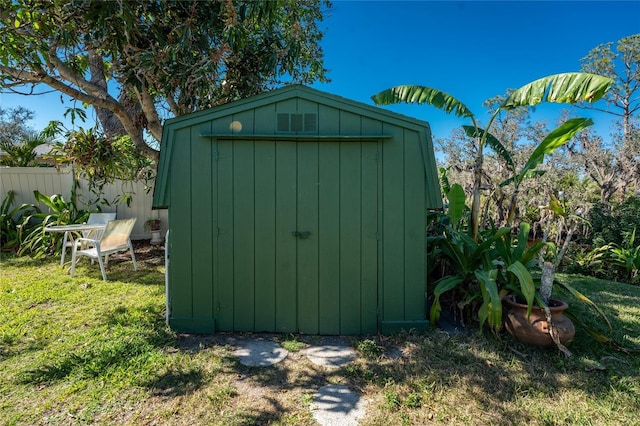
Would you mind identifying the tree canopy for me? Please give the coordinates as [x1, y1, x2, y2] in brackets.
[578, 33, 640, 202]
[0, 0, 330, 160]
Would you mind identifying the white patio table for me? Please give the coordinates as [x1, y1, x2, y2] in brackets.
[44, 223, 107, 266]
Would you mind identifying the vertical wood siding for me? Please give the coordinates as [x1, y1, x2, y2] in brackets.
[162, 88, 436, 334]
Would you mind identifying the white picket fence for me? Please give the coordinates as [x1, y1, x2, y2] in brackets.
[0, 167, 167, 240]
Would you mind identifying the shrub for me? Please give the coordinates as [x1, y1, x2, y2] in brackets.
[0, 190, 39, 251]
[588, 197, 640, 249]
[18, 191, 89, 258]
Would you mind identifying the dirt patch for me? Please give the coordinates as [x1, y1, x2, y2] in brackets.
[107, 240, 165, 267]
[132, 240, 165, 264]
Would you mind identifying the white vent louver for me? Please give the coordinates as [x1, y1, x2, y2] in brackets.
[277, 113, 317, 133]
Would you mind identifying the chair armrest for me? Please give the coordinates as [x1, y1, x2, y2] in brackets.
[76, 238, 100, 246]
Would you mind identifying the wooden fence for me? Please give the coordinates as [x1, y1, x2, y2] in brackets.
[0, 167, 167, 240]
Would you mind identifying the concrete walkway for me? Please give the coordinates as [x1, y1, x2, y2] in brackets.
[311, 384, 367, 426]
[301, 338, 357, 368]
[231, 336, 366, 425]
[233, 338, 289, 367]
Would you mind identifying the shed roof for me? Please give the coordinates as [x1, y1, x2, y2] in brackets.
[153, 84, 442, 209]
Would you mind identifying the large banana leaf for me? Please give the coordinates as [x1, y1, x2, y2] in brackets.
[516, 118, 594, 185]
[429, 275, 465, 326]
[513, 222, 530, 262]
[445, 183, 466, 229]
[557, 279, 612, 330]
[507, 261, 535, 317]
[462, 125, 514, 170]
[476, 269, 501, 331]
[501, 72, 613, 109]
[372, 85, 474, 118]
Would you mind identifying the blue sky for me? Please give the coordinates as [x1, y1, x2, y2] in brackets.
[2, 0, 639, 142]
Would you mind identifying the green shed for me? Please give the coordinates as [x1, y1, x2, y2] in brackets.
[153, 85, 442, 334]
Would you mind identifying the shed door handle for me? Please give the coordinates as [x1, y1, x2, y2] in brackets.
[291, 231, 312, 239]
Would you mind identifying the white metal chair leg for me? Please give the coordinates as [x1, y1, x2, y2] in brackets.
[70, 243, 77, 277]
[61, 231, 70, 266]
[129, 242, 138, 271]
[96, 248, 108, 281]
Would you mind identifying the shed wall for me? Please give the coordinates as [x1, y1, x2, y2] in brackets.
[164, 94, 434, 333]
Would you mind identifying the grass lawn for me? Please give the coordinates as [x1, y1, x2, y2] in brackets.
[1, 248, 639, 425]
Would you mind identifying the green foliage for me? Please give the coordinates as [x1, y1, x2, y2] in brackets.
[445, 184, 467, 230]
[588, 197, 640, 249]
[18, 190, 89, 258]
[1, 0, 330, 156]
[607, 229, 640, 284]
[429, 187, 546, 332]
[278, 335, 307, 352]
[0, 190, 38, 251]
[492, 222, 546, 313]
[0, 106, 52, 167]
[372, 72, 613, 240]
[429, 223, 511, 332]
[501, 73, 613, 108]
[0, 133, 51, 167]
[356, 339, 383, 360]
[372, 85, 474, 118]
[46, 126, 155, 206]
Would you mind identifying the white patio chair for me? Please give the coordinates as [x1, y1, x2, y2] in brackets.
[60, 212, 116, 265]
[70, 218, 138, 281]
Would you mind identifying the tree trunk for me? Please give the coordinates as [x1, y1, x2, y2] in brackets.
[88, 51, 159, 162]
[471, 140, 483, 241]
[88, 51, 126, 138]
[539, 261, 555, 305]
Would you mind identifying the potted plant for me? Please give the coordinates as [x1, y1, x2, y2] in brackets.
[144, 218, 163, 245]
[502, 193, 612, 356]
[429, 184, 541, 333]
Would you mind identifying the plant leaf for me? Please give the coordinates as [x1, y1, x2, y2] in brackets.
[430, 276, 465, 325]
[372, 85, 474, 118]
[475, 269, 501, 331]
[446, 184, 466, 229]
[518, 118, 594, 182]
[501, 72, 613, 109]
[556, 279, 612, 330]
[463, 125, 514, 170]
[507, 261, 535, 317]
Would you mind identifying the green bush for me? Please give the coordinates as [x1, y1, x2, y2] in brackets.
[0, 190, 39, 251]
[18, 191, 89, 258]
[588, 197, 640, 249]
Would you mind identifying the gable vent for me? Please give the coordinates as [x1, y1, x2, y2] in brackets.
[277, 113, 317, 133]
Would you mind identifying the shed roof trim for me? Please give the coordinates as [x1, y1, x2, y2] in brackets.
[162, 84, 431, 132]
[200, 133, 394, 141]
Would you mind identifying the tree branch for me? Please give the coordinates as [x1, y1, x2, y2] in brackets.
[134, 83, 163, 142]
[1, 65, 159, 161]
[47, 48, 113, 100]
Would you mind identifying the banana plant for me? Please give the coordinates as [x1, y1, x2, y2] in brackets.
[500, 117, 596, 226]
[372, 72, 613, 241]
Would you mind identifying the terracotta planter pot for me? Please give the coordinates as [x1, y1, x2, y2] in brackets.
[503, 296, 575, 348]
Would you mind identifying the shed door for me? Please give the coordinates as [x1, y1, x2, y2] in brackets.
[215, 139, 379, 334]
